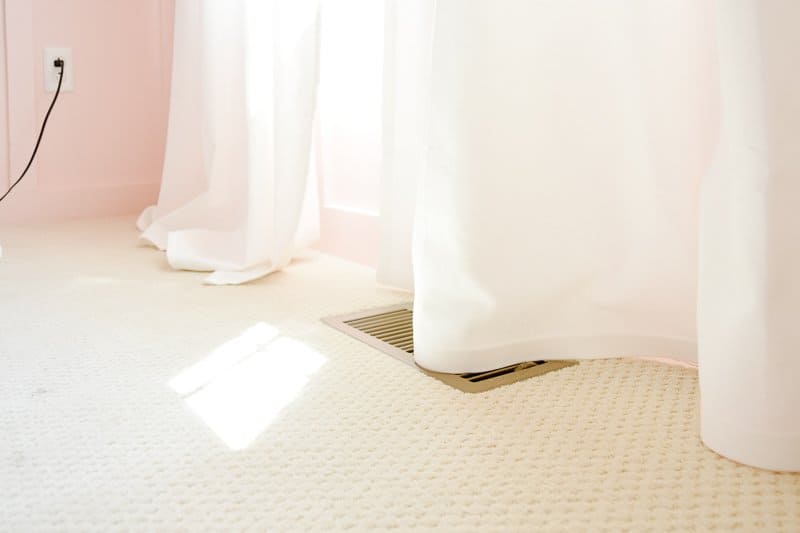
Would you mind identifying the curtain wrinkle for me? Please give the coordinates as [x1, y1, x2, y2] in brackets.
[139, 0, 321, 285]
[146, 0, 798, 471]
[381, 0, 799, 471]
[698, 0, 800, 473]
[378, 0, 435, 291]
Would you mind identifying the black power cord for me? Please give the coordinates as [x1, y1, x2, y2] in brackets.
[0, 58, 65, 205]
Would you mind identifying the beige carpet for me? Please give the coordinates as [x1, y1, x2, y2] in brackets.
[1, 217, 798, 532]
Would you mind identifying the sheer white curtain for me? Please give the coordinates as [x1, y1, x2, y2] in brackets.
[699, 0, 800, 474]
[382, 1, 799, 471]
[138, 0, 320, 285]
[378, 0, 433, 290]
[148, 0, 798, 471]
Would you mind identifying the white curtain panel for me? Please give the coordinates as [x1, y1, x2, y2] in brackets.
[138, 0, 321, 285]
[377, 0, 434, 291]
[699, 1, 800, 473]
[383, 1, 799, 471]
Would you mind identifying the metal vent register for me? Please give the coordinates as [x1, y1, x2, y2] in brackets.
[323, 304, 576, 393]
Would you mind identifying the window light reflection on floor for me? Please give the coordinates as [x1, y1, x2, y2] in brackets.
[169, 323, 326, 450]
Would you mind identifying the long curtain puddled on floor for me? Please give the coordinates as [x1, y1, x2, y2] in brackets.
[148, 0, 798, 471]
[138, 0, 320, 284]
[381, 0, 799, 471]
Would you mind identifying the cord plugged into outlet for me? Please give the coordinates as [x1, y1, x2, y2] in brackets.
[44, 47, 73, 92]
[0, 56, 66, 205]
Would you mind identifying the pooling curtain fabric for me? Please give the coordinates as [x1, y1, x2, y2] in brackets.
[138, 0, 320, 285]
[384, 0, 800, 471]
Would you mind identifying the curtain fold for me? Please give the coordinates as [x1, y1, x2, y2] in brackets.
[139, 0, 320, 285]
[150, 0, 798, 471]
[698, 0, 800, 473]
[377, 0, 434, 291]
[382, 0, 799, 471]
[413, 0, 714, 367]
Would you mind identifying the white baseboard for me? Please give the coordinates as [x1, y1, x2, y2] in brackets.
[316, 206, 380, 267]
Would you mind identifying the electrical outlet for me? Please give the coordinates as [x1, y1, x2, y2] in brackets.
[43, 47, 74, 92]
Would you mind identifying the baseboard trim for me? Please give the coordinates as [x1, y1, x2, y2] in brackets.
[316, 206, 380, 267]
[0, 181, 160, 225]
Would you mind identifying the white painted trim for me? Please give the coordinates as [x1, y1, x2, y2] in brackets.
[316, 206, 380, 268]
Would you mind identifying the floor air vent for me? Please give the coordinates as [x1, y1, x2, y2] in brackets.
[323, 304, 577, 393]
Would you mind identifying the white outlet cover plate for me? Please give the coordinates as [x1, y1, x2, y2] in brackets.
[43, 47, 74, 92]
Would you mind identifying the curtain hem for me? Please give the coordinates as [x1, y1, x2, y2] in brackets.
[702, 417, 800, 473]
[414, 334, 697, 374]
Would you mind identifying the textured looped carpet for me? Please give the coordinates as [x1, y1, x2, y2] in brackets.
[1, 217, 798, 532]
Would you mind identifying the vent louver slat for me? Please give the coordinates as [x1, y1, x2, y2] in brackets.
[325, 304, 577, 392]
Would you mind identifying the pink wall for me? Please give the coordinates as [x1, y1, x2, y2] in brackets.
[0, 0, 174, 225]
[314, 0, 383, 267]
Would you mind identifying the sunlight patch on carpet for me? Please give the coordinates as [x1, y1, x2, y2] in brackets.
[170, 324, 326, 450]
